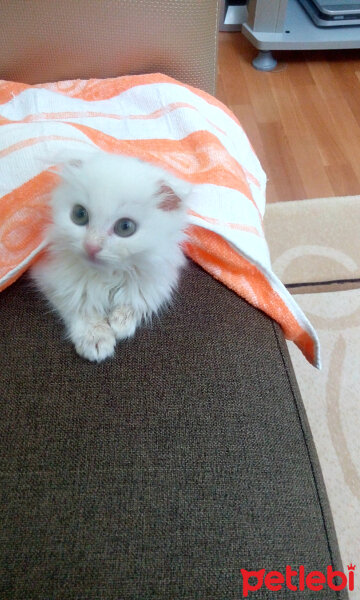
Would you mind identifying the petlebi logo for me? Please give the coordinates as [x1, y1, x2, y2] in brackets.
[240, 563, 356, 597]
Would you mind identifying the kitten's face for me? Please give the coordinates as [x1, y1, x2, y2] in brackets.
[49, 154, 190, 268]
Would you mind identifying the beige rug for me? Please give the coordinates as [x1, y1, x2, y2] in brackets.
[265, 196, 360, 597]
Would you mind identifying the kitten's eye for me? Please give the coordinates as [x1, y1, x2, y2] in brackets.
[114, 218, 137, 237]
[71, 204, 89, 226]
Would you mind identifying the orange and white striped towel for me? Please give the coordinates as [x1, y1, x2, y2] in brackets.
[0, 73, 320, 367]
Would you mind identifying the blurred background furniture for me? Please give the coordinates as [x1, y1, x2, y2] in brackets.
[220, 0, 247, 31]
[242, 0, 360, 70]
[0, 0, 220, 95]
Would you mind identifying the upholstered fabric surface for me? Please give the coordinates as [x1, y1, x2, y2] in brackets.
[0, 0, 219, 95]
[0, 262, 345, 599]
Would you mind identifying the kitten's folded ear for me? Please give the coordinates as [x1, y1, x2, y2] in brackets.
[156, 176, 193, 212]
[47, 146, 101, 179]
[60, 158, 85, 181]
[47, 157, 84, 180]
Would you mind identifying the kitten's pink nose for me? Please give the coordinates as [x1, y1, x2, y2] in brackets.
[84, 241, 102, 258]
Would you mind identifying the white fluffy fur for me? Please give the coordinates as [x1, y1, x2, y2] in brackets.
[31, 152, 191, 362]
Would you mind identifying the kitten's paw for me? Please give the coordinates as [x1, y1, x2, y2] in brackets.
[73, 321, 116, 363]
[109, 306, 139, 341]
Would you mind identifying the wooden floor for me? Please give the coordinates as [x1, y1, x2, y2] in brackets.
[216, 32, 360, 202]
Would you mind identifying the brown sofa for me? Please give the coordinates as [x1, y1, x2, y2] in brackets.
[0, 2, 347, 598]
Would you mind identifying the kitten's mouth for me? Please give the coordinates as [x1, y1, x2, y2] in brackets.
[84, 253, 104, 266]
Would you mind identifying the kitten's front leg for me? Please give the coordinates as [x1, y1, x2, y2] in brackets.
[68, 314, 116, 363]
[108, 305, 140, 341]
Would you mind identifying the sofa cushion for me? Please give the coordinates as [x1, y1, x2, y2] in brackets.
[0, 262, 345, 599]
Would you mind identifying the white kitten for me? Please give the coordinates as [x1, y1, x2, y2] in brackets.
[31, 152, 192, 362]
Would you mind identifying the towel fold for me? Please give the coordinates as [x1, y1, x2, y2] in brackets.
[0, 73, 320, 367]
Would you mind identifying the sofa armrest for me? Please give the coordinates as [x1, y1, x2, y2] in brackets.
[0, 262, 347, 599]
[0, 0, 220, 94]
